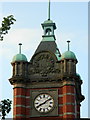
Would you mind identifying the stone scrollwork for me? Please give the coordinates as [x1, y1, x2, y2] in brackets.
[29, 52, 60, 76]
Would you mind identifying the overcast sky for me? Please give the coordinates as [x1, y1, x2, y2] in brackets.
[0, 0, 88, 118]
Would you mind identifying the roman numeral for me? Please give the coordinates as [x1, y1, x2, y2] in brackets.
[43, 108, 45, 112]
[49, 105, 52, 108]
[36, 99, 39, 101]
[39, 96, 42, 99]
[35, 102, 38, 104]
[40, 108, 42, 111]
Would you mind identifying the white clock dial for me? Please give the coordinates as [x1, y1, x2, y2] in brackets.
[34, 93, 54, 113]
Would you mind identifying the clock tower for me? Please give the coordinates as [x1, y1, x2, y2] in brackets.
[9, 0, 85, 119]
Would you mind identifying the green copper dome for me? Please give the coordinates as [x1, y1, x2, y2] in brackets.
[44, 20, 53, 24]
[12, 53, 27, 63]
[61, 51, 77, 60]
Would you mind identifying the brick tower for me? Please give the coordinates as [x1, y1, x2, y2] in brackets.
[9, 0, 85, 119]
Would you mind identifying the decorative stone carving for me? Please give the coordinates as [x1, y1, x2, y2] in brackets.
[29, 52, 60, 77]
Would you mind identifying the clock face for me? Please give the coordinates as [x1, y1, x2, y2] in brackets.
[34, 93, 54, 113]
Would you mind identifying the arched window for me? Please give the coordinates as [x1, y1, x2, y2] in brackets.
[46, 28, 52, 35]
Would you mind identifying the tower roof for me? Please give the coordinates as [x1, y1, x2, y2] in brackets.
[61, 51, 77, 60]
[12, 43, 27, 63]
[61, 41, 77, 60]
[41, 0, 56, 41]
[31, 0, 61, 61]
[12, 54, 27, 63]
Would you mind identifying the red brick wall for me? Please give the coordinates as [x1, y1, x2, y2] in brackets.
[13, 87, 27, 118]
[13, 85, 80, 119]
[63, 85, 75, 118]
[77, 104, 80, 118]
[58, 85, 76, 118]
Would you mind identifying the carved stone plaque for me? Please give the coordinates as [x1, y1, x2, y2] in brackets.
[31, 52, 55, 76]
[28, 52, 61, 82]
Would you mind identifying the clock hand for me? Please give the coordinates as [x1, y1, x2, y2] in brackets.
[45, 98, 52, 103]
[36, 98, 52, 108]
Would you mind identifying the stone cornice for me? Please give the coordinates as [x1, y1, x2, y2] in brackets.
[13, 80, 75, 89]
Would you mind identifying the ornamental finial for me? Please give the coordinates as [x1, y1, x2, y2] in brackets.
[48, 0, 50, 20]
[67, 40, 70, 51]
[19, 43, 22, 54]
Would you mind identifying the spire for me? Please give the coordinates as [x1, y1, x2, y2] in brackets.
[41, 0, 56, 41]
[19, 43, 22, 54]
[67, 40, 70, 51]
[48, 0, 50, 20]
